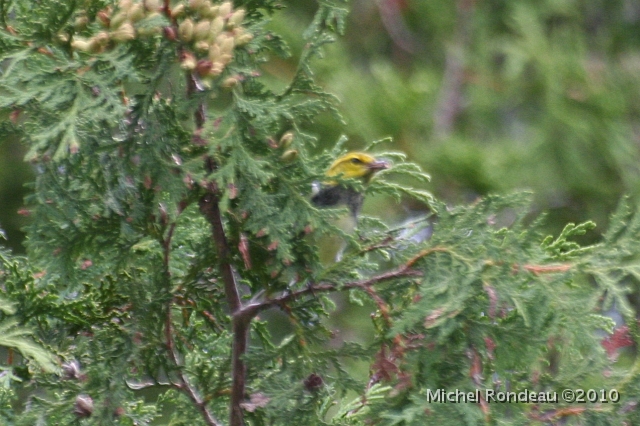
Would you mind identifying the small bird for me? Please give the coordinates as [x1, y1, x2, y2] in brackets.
[311, 152, 389, 218]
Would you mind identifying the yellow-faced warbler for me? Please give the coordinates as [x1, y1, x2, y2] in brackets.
[311, 152, 389, 218]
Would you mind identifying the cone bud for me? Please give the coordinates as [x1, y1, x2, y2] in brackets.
[73, 395, 94, 418]
[218, 33, 235, 54]
[235, 32, 253, 46]
[119, 0, 133, 11]
[279, 132, 294, 149]
[222, 76, 239, 88]
[281, 149, 298, 162]
[145, 0, 162, 13]
[194, 20, 211, 41]
[228, 9, 245, 28]
[179, 18, 195, 41]
[219, 1, 233, 17]
[197, 0, 213, 17]
[74, 15, 89, 30]
[195, 40, 210, 51]
[171, 3, 186, 18]
[180, 52, 197, 70]
[110, 11, 127, 29]
[208, 16, 224, 40]
[208, 43, 221, 61]
[163, 26, 177, 41]
[112, 22, 136, 41]
[127, 3, 145, 22]
[188, 0, 205, 10]
[71, 39, 92, 52]
[97, 7, 112, 27]
[208, 6, 220, 18]
[196, 59, 213, 76]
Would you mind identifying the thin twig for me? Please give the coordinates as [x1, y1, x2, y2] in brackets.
[159, 196, 221, 426]
[519, 263, 573, 275]
[239, 265, 424, 321]
[199, 187, 247, 426]
[165, 309, 224, 426]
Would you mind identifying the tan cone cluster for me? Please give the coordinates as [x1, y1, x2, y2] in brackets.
[68, 0, 252, 87]
[176, 0, 251, 87]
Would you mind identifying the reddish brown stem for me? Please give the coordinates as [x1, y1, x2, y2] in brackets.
[165, 308, 223, 426]
[520, 263, 572, 275]
[239, 266, 423, 321]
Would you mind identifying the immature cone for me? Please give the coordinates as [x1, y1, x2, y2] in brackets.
[88, 32, 110, 53]
[208, 5, 220, 18]
[179, 18, 195, 41]
[110, 11, 128, 29]
[208, 43, 221, 62]
[196, 59, 213, 76]
[111, 22, 135, 42]
[74, 15, 89, 30]
[171, 3, 186, 18]
[219, 1, 233, 17]
[194, 20, 211, 41]
[61, 360, 82, 381]
[281, 149, 298, 162]
[73, 394, 94, 418]
[180, 52, 197, 70]
[145, 0, 162, 13]
[92, 31, 110, 46]
[127, 3, 145, 22]
[195, 40, 210, 51]
[71, 38, 92, 52]
[97, 9, 111, 27]
[119, 0, 133, 10]
[222, 76, 239, 88]
[189, 0, 205, 10]
[197, 0, 213, 16]
[235, 32, 253, 46]
[210, 61, 224, 76]
[163, 26, 177, 41]
[218, 53, 233, 65]
[217, 33, 235, 55]
[279, 132, 294, 149]
[228, 9, 245, 28]
[209, 16, 224, 40]
[303, 373, 324, 392]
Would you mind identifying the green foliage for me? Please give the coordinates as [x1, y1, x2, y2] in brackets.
[0, 1, 639, 425]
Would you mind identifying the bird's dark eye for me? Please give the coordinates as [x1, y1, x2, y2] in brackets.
[350, 158, 363, 164]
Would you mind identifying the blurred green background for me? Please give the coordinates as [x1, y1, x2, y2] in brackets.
[2, 0, 640, 249]
[267, 0, 640, 239]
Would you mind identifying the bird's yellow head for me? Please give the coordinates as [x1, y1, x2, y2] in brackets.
[326, 152, 389, 182]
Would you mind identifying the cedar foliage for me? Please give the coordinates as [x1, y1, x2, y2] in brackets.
[0, 1, 639, 425]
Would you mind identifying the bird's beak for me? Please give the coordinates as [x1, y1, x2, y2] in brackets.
[367, 159, 390, 172]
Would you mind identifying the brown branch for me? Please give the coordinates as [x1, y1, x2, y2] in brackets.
[239, 265, 423, 321]
[199, 175, 248, 426]
[520, 263, 572, 276]
[405, 246, 453, 268]
[184, 67, 247, 425]
[165, 309, 223, 426]
[159, 196, 220, 425]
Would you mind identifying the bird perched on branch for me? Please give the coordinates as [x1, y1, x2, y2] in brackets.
[311, 152, 389, 218]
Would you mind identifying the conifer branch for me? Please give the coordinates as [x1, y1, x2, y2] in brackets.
[519, 263, 573, 275]
[160, 199, 221, 425]
[189, 68, 246, 425]
[165, 307, 223, 426]
[239, 265, 423, 320]
[199, 186, 248, 426]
